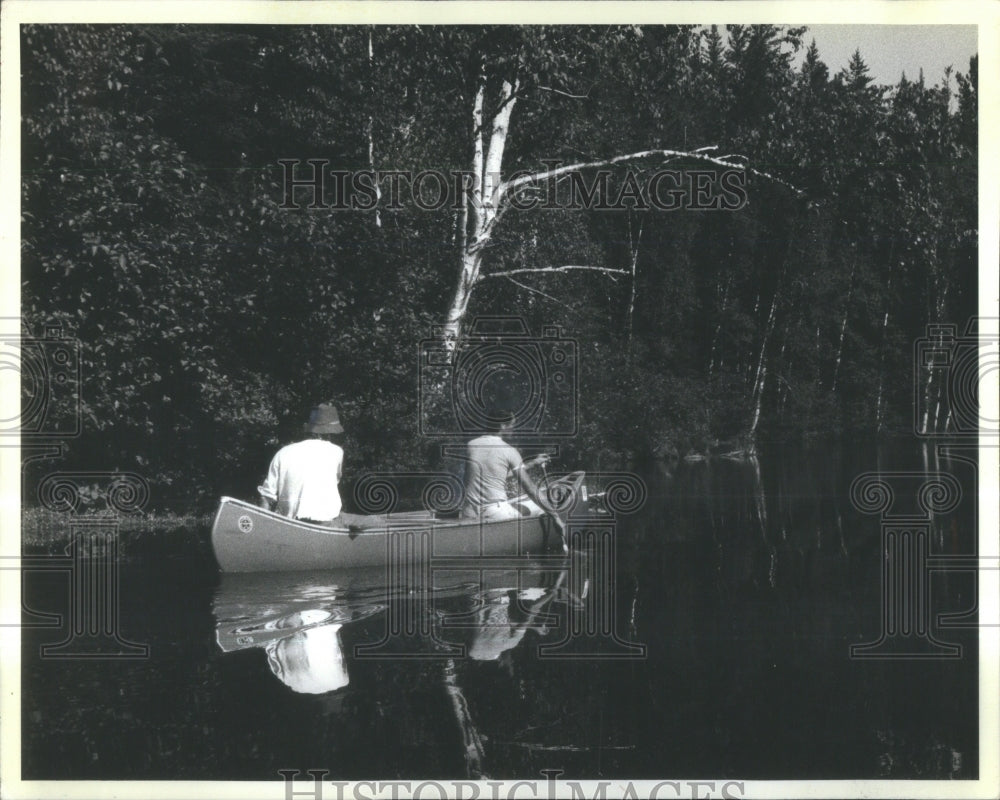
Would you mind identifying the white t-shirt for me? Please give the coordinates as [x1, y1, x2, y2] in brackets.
[257, 438, 344, 521]
[462, 435, 523, 514]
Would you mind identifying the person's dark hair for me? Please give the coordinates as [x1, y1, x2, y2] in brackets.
[490, 409, 517, 434]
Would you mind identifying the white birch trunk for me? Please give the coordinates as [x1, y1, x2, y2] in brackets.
[625, 213, 643, 347]
[929, 277, 948, 433]
[875, 306, 890, 433]
[442, 76, 518, 350]
[442, 78, 486, 349]
[708, 276, 732, 378]
[931, 377, 943, 433]
[443, 659, 486, 778]
[778, 348, 794, 420]
[752, 289, 779, 398]
[749, 289, 779, 437]
[367, 30, 382, 229]
[750, 362, 767, 436]
[831, 261, 856, 392]
[775, 338, 788, 419]
[921, 345, 935, 434]
[482, 79, 517, 222]
[875, 266, 893, 433]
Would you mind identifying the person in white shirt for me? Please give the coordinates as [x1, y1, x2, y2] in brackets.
[460, 412, 566, 540]
[258, 403, 375, 529]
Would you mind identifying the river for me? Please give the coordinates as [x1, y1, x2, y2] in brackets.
[20, 438, 979, 780]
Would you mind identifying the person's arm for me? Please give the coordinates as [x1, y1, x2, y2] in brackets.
[512, 462, 566, 535]
[521, 453, 553, 470]
[514, 465, 567, 552]
[257, 452, 280, 511]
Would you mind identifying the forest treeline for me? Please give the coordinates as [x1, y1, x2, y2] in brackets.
[20, 25, 977, 510]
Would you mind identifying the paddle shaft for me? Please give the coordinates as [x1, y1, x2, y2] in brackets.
[537, 459, 569, 552]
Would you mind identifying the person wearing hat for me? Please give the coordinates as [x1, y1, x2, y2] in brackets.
[258, 403, 374, 528]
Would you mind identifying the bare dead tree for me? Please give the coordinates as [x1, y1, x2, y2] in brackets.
[441, 68, 799, 350]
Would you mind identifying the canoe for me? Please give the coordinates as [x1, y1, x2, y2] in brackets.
[211, 496, 564, 572]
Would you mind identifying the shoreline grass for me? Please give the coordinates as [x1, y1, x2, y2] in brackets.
[20, 507, 213, 556]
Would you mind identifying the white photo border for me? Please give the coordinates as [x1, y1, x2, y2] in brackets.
[1, 2, 997, 799]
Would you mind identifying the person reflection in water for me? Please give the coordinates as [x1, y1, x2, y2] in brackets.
[263, 609, 349, 695]
[463, 572, 567, 665]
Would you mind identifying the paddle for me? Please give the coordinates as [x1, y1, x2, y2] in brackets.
[531, 454, 569, 554]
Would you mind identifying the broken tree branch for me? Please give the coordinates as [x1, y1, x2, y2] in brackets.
[501, 147, 800, 199]
[536, 84, 592, 100]
[501, 275, 579, 313]
[483, 265, 630, 281]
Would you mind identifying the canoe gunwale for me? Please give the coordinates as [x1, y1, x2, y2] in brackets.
[212, 495, 545, 537]
[210, 471, 584, 572]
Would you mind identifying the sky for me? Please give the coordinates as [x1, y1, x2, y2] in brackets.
[802, 25, 978, 86]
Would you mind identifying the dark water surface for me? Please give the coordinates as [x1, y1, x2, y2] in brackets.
[21, 440, 979, 780]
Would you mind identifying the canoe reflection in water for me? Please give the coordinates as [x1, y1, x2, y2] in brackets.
[212, 565, 573, 694]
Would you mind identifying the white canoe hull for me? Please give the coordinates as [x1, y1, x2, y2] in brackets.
[211, 496, 558, 572]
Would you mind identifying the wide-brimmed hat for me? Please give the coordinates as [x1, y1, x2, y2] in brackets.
[304, 403, 344, 434]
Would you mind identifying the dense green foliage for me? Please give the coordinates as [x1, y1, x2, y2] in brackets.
[21, 25, 976, 510]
